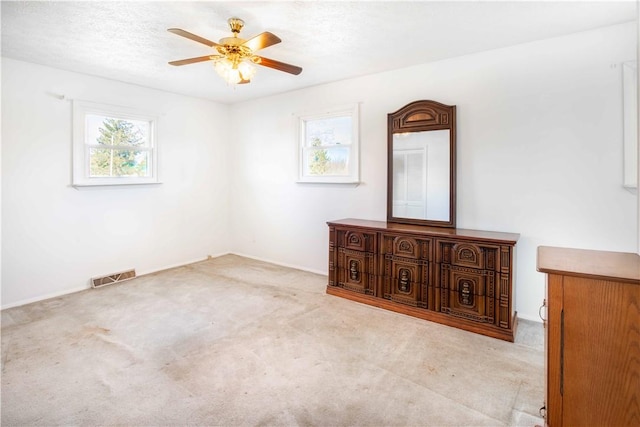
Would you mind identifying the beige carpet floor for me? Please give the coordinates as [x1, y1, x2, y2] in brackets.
[1, 254, 544, 426]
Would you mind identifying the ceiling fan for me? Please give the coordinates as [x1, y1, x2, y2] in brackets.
[168, 17, 302, 85]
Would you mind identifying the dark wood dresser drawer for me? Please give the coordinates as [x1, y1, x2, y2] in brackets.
[380, 233, 432, 260]
[336, 247, 376, 295]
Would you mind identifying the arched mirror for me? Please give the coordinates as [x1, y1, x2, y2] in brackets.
[387, 100, 456, 228]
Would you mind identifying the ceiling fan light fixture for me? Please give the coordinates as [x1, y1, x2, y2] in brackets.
[213, 58, 255, 85]
[237, 61, 256, 80]
[213, 58, 240, 85]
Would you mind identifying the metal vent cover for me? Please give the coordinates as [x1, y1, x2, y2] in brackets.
[91, 269, 136, 288]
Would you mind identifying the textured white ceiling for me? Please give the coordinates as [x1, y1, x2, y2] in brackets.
[1, 1, 637, 104]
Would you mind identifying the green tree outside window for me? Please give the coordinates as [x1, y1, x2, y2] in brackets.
[90, 118, 148, 177]
[309, 137, 331, 175]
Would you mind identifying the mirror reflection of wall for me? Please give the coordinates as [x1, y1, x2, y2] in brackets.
[623, 60, 637, 189]
[392, 129, 450, 221]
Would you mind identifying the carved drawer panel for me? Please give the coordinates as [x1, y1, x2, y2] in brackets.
[439, 241, 499, 271]
[337, 249, 376, 295]
[440, 265, 497, 324]
[337, 229, 377, 252]
[440, 265, 497, 299]
[382, 256, 429, 308]
[381, 234, 432, 260]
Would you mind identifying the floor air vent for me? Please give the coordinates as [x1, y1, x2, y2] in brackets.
[92, 269, 136, 288]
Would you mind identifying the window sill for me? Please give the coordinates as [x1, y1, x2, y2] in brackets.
[72, 182, 163, 190]
[296, 180, 361, 187]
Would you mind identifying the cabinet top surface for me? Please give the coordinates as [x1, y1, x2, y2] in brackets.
[327, 218, 519, 243]
[537, 246, 640, 284]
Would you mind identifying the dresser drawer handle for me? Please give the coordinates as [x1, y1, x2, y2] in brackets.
[539, 300, 547, 322]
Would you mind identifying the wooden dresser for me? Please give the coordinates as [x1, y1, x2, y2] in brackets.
[537, 246, 640, 427]
[327, 218, 519, 341]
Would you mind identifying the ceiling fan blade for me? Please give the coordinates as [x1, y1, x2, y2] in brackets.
[243, 32, 281, 52]
[254, 56, 302, 75]
[168, 55, 214, 66]
[168, 28, 220, 47]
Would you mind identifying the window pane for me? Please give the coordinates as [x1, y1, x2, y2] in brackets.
[86, 114, 150, 148]
[305, 116, 351, 147]
[303, 147, 350, 176]
[89, 148, 150, 177]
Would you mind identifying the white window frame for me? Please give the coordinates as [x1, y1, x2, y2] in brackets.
[72, 100, 159, 187]
[296, 103, 360, 184]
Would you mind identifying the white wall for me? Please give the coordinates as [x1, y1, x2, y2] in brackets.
[1, 58, 230, 308]
[2, 22, 636, 320]
[229, 22, 638, 321]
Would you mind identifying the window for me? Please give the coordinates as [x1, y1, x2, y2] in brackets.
[297, 104, 359, 183]
[73, 101, 159, 187]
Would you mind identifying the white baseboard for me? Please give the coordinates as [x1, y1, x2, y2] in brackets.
[136, 255, 215, 277]
[225, 251, 328, 276]
[1, 255, 220, 311]
[1, 286, 89, 310]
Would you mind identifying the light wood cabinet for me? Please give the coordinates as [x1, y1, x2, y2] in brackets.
[537, 246, 640, 427]
[327, 218, 519, 341]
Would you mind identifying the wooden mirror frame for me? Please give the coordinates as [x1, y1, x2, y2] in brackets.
[387, 100, 457, 228]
